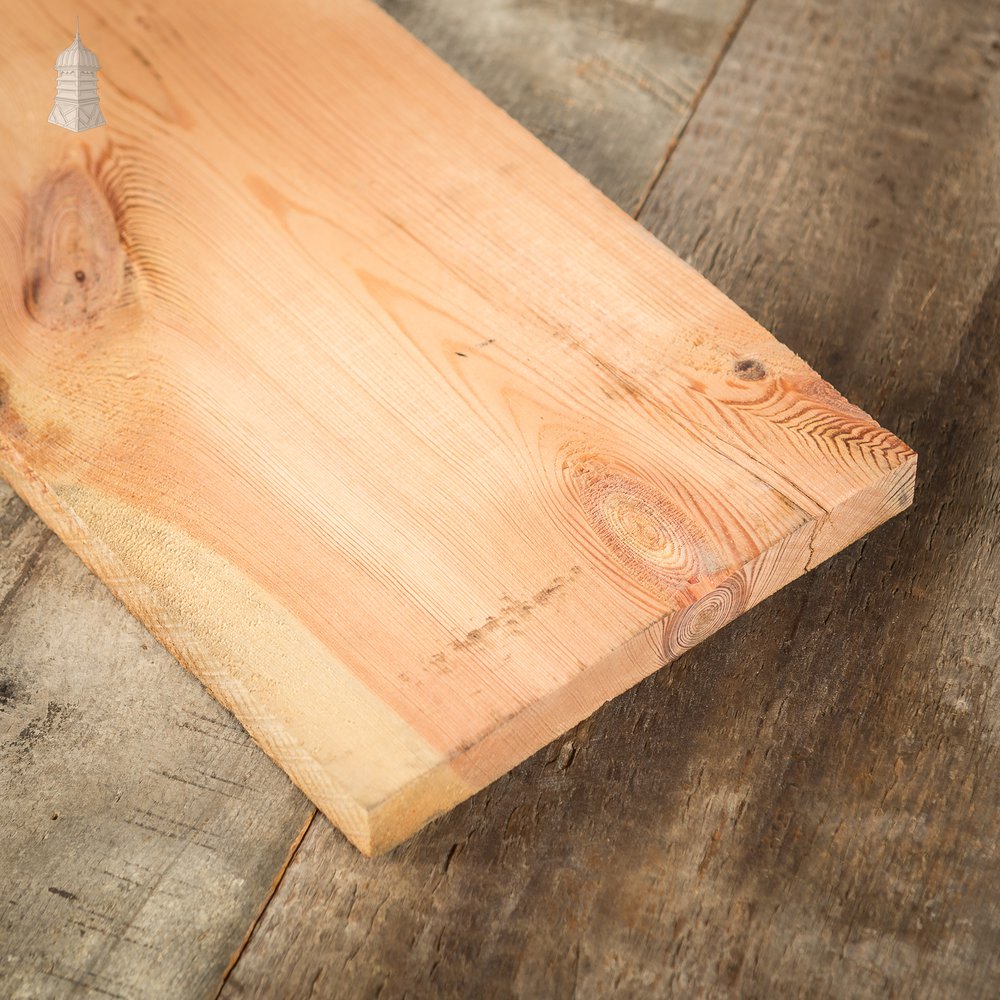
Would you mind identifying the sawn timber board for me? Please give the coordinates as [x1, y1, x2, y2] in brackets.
[0, 0, 915, 855]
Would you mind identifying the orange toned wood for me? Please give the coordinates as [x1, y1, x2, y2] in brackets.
[0, 0, 914, 855]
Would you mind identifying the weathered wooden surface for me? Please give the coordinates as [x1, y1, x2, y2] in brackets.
[221, 0, 1000, 997]
[0, 0, 754, 994]
[0, 497, 314, 1000]
[1, 0, 912, 855]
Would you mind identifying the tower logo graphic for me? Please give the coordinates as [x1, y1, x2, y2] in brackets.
[48, 19, 106, 132]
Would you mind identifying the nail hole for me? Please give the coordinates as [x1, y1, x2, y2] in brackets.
[74, 270, 86, 282]
[734, 358, 767, 380]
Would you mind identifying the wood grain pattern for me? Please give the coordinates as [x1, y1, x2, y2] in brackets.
[221, 0, 999, 995]
[0, 0, 912, 855]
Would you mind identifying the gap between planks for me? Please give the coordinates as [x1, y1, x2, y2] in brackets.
[631, 0, 759, 217]
[214, 808, 319, 1000]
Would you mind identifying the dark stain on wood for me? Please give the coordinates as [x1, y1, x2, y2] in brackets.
[129, 44, 153, 70]
[449, 569, 581, 653]
[10, 701, 68, 754]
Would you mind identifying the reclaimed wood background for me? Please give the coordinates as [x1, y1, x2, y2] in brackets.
[1, 0, 997, 997]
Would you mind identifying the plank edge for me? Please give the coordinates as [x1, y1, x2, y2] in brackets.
[363, 449, 917, 854]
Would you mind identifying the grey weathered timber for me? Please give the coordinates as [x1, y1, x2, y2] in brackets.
[0, 521, 314, 999]
[0, 2, 752, 997]
[220, 0, 1000, 998]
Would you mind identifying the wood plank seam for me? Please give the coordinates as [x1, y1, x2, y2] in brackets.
[631, 0, 759, 216]
[212, 809, 318, 1000]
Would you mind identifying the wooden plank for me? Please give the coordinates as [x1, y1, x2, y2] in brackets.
[219, 0, 1000, 996]
[0, 2, 751, 994]
[0, 0, 912, 855]
[378, 0, 751, 213]
[0, 487, 314, 1000]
